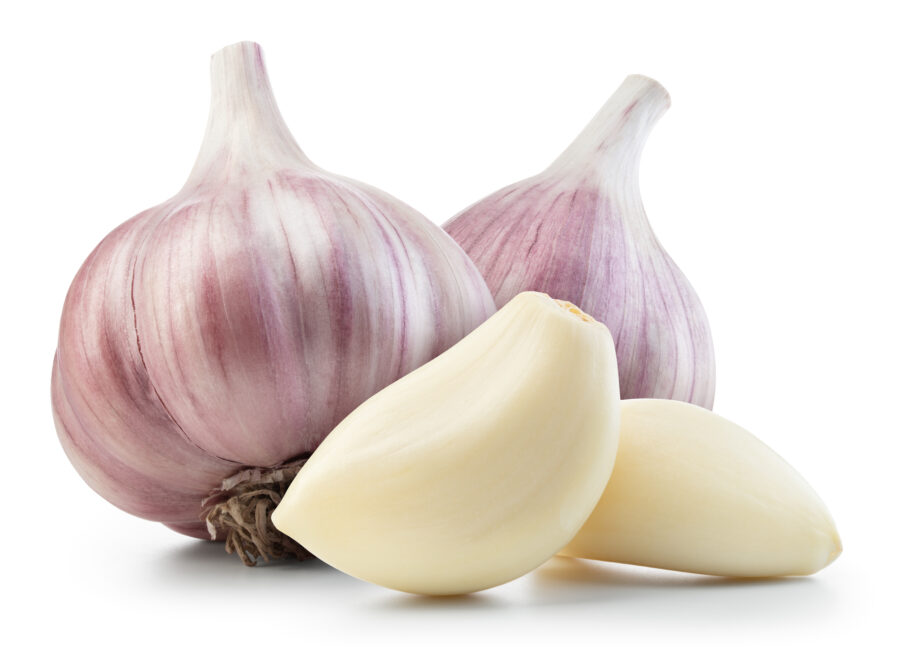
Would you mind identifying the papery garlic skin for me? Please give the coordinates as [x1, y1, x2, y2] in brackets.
[272, 292, 621, 595]
[52, 43, 495, 542]
[445, 75, 715, 408]
[560, 399, 841, 577]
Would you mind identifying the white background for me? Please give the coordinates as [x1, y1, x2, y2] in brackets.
[2, 0, 897, 669]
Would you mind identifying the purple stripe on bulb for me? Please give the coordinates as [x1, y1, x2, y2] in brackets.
[53, 210, 238, 523]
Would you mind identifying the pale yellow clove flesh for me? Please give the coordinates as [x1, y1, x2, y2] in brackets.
[272, 292, 621, 595]
[560, 399, 841, 577]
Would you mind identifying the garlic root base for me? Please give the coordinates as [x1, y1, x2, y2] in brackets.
[201, 457, 312, 566]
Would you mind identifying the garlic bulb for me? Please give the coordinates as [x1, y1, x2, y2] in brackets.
[272, 292, 621, 595]
[445, 75, 715, 408]
[560, 400, 841, 576]
[51, 42, 495, 562]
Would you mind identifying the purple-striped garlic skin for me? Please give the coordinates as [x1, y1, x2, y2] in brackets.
[445, 75, 714, 409]
[52, 43, 495, 539]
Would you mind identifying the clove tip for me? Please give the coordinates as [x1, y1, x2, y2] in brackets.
[825, 529, 843, 567]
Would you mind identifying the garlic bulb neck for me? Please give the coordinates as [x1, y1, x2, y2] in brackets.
[186, 42, 311, 187]
[548, 74, 670, 181]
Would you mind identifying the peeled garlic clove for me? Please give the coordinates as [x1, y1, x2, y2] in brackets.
[272, 292, 621, 595]
[52, 42, 495, 560]
[560, 399, 841, 577]
[445, 75, 715, 408]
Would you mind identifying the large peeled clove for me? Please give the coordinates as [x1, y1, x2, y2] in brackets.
[445, 75, 715, 408]
[560, 399, 842, 577]
[272, 292, 621, 595]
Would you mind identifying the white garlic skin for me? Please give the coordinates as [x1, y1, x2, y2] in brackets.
[445, 75, 715, 409]
[272, 292, 621, 595]
[560, 399, 842, 577]
[51, 43, 495, 537]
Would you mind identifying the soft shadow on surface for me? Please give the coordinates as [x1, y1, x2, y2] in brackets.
[367, 556, 839, 620]
[535, 555, 787, 589]
[367, 591, 507, 613]
[147, 540, 353, 594]
[527, 557, 839, 622]
[153, 541, 506, 609]
[148, 542, 839, 622]
[160, 538, 333, 572]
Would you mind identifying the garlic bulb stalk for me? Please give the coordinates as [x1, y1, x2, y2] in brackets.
[560, 400, 841, 576]
[445, 75, 715, 408]
[51, 42, 495, 562]
[273, 292, 621, 595]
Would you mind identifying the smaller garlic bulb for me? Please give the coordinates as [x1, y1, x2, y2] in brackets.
[445, 75, 715, 408]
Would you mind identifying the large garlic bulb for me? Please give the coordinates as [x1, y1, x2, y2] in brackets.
[445, 75, 715, 408]
[51, 42, 495, 560]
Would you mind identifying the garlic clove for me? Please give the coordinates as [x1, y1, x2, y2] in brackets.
[445, 75, 715, 409]
[272, 292, 621, 595]
[560, 399, 841, 577]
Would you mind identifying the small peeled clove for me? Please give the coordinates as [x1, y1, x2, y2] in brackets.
[272, 292, 621, 595]
[445, 75, 715, 408]
[560, 399, 842, 577]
